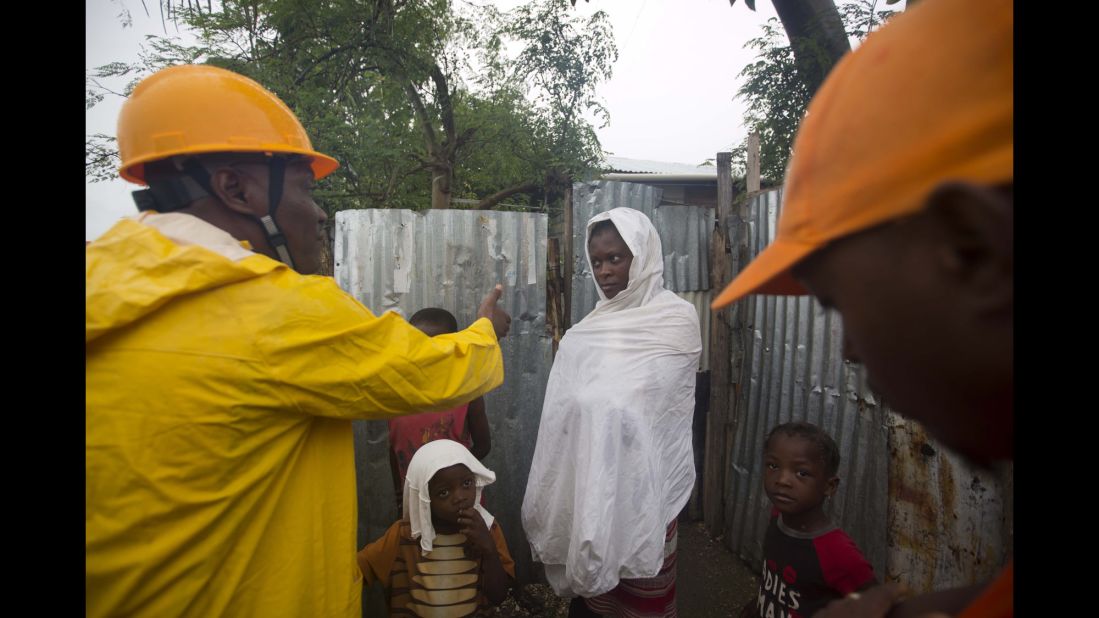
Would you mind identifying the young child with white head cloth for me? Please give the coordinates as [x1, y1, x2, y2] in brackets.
[359, 439, 515, 616]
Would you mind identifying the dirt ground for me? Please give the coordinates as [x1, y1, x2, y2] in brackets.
[483, 520, 760, 617]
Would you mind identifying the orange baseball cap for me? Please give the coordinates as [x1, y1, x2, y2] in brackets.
[712, 0, 1013, 310]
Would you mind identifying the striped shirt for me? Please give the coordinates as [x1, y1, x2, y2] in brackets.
[359, 521, 515, 617]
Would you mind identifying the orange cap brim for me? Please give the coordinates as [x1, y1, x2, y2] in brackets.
[710, 238, 818, 310]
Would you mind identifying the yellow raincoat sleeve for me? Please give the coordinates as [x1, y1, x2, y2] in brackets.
[255, 273, 504, 419]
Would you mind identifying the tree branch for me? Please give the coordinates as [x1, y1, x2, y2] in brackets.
[429, 63, 457, 153]
[476, 181, 539, 210]
[404, 81, 441, 157]
[87, 77, 128, 99]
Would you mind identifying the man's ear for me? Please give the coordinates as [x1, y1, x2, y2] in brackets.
[923, 181, 1013, 316]
[208, 166, 263, 217]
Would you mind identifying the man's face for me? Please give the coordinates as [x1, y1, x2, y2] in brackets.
[792, 215, 1010, 464]
[237, 160, 328, 275]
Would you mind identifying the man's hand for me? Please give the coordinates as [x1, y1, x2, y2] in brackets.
[477, 284, 512, 340]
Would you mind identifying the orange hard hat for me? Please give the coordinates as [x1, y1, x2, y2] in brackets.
[116, 64, 339, 185]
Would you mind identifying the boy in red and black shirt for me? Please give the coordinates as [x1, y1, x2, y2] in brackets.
[753, 422, 876, 617]
[388, 308, 493, 515]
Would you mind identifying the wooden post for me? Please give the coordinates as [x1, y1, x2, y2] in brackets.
[704, 152, 735, 536]
[747, 132, 761, 193]
[546, 237, 561, 354]
[723, 152, 755, 546]
[562, 183, 574, 333]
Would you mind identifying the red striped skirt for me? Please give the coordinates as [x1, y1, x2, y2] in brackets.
[584, 520, 679, 618]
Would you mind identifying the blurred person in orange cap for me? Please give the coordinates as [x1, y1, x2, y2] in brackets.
[711, 0, 1012, 615]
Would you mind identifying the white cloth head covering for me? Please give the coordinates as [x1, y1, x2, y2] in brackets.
[403, 439, 496, 554]
[584, 207, 666, 315]
[522, 207, 702, 597]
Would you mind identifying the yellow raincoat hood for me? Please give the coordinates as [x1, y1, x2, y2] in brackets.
[86, 215, 280, 344]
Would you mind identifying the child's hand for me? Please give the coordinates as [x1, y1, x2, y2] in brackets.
[457, 507, 510, 605]
[457, 508, 495, 558]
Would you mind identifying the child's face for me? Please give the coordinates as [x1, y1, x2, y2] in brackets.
[762, 434, 838, 517]
[428, 464, 477, 528]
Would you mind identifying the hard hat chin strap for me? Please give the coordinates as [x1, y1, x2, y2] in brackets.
[133, 155, 297, 270]
[257, 156, 295, 270]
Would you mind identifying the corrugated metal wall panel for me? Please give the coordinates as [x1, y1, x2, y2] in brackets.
[885, 415, 1014, 590]
[653, 204, 713, 293]
[334, 208, 551, 586]
[721, 189, 1012, 592]
[675, 290, 712, 372]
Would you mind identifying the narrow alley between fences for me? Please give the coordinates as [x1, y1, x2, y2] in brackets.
[482, 520, 760, 618]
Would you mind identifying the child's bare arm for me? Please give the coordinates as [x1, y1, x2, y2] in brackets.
[388, 449, 403, 515]
[457, 508, 509, 605]
[466, 397, 491, 459]
[357, 524, 401, 589]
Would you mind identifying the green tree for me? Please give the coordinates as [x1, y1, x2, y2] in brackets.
[731, 0, 896, 183]
[474, 0, 615, 208]
[86, 0, 616, 213]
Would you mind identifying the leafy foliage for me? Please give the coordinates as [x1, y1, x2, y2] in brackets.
[86, 0, 616, 214]
[731, 0, 897, 183]
[86, 135, 122, 183]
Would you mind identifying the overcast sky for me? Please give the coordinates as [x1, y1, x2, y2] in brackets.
[86, 0, 898, 240]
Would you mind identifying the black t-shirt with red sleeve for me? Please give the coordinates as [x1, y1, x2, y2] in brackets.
[755, 510, 876, 618]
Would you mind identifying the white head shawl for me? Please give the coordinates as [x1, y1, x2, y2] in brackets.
[521, 207, 702, 597]
[403, 439, 496, 555]
[584, 207, 666, 315]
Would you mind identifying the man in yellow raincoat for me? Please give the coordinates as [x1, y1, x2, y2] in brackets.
[86, 64, 510, 617]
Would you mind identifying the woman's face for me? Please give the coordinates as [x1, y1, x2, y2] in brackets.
[588, 225, 633, 299]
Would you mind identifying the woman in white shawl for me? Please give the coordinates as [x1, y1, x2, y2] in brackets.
[522, 207, 701, 617]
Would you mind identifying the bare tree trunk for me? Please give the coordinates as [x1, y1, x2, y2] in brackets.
[747, 132, 761, 193]
[404, 74, 456, 210]
[429, 163, 452, 210]
[772, 0, 851, 93]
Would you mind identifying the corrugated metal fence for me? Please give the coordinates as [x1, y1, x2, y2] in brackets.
[333, 208, 552, 591]
[722, 189, 1012, 591]
[327, 188, 1008, 603]
[724, 190, 890, 576]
